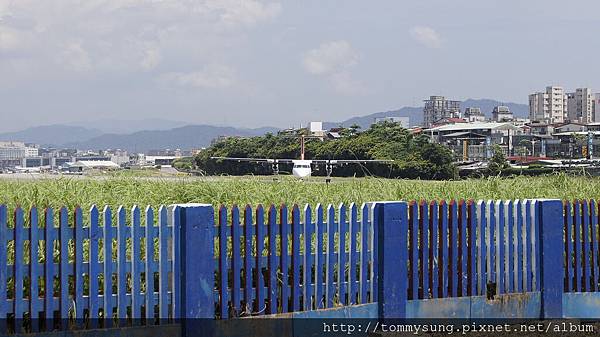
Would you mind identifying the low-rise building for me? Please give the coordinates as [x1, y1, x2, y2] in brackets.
[427, 122, 522, 160]
[463, 107, 486, 122]
[492, 106, 513, 122]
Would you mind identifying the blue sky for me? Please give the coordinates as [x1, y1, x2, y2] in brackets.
[1, 0, 599, 131]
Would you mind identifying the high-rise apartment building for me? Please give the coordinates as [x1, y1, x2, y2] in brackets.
[566, 88, 594, 123]
[529, 86, 567, 124]
[595, 93, 600, 122]
[423, 96, 461, 127]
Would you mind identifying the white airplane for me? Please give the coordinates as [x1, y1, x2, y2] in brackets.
[211, 136, 393, 179]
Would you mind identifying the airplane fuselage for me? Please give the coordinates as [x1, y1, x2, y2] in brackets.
[291, 160, 312, 178]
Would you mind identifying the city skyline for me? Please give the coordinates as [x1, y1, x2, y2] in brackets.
[1, 0, 600, 132]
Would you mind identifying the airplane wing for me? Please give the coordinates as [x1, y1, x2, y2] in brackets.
[311, 159, 394, 164]
[211, 157, 295, 163]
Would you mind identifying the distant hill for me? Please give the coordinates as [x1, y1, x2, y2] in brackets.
[461, 99, 528, 119]
[0, 125, 103, 146]
[66, 118, 188, 134]
[326, 106, 422, 130]
[329, 98, 528, 129]
[65, 125, 280, 152]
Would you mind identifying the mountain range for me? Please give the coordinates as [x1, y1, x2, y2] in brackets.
[328, 98, 528, 130]
[0, 98, 528, 152]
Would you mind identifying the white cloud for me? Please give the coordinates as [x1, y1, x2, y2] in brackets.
[409, 26, 442, 49]
[58, 42, 92, 71]
[302, 40, 358, 75]
[0, 0, 281, 71]
[302, 40, 366, 95]
[204, 0, 281, 28]
[329, 71, 367, 95]
[160, 64, 236, 89]
[140, 46, 161, 70]
[0, 26, 20, 51]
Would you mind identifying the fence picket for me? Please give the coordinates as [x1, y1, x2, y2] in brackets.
[243, 205, 253, 315]
[291, 205, 301, 311]
[439, 201, 448, 298]
[218, 206, 228, 319]
[89, 206, 100, 327]
[592, 200, 599, 291]
[409, 202, 418, 300]
[419, 201, 429, 299]
[349, 203, 358, 305]
[477, 201, 485, 296]
[583, 201, 591, 292]
[467, 201, 476, 296]
[74, 207, 85, 321]
[157, 206, 169, 320]
[496, 200, 505, 295]
[525, 200, 533, 292]
[326, 205, 335, 308]
[59, 207, 70, 324]
[430, 201, 439, 299]
[449, 200, 458, 298]
[280, 205, 289, 313]
[44, 208, 55, 329]
[315, 204, 325, 308]
[0, 205, 6, 322]
[131, 206, 143, 320]
[507, 201, 514, 294]
[337, 204, 347, 306]
[267, 206, 277, 314]
[515, 200, 523, 293]
[255, 205, 266, 314]
[231, 206, 241, 316]
[574, 201, 582, 292]
[459, 200, 467, 297]
[303, 205, 314, 310]
[29, 207, 42, 331]
[144, 206, 157, 323]
[117, 206, 128, 322]
[102, 206, 114, 326]
[14, 208, 25, 330]
[532, 200, 541, 292]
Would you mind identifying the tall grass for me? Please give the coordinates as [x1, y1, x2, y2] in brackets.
[0, 173, 598, 211]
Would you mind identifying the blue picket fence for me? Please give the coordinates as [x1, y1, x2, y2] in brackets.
[564, 200, 600, 293]
[214, 203, 376, 318]
[2, 198, 600, 335]
[0, 205, 177, 333]
[406, 199, 540, 300]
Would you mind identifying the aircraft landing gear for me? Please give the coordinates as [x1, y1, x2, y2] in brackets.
[325, 163, 333, 184]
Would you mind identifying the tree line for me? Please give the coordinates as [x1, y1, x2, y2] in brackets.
[194, 122, 457, 179]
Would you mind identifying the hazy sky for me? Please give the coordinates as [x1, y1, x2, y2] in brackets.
[1, 0, 599, 132]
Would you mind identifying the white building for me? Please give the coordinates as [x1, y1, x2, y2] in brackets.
[492, 106, 513, 122]
[529, 86, 567, 124]
[25, 147, 38, 157]
[566, 88, 595, 123]
[463, 107, 486, 122]
[308, 121, 325, 137]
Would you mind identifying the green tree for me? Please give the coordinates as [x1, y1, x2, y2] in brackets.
[487, 144, 509, 175]
[195, 122, 457, 180]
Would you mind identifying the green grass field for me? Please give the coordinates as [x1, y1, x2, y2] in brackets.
[0, 173, 598, 211]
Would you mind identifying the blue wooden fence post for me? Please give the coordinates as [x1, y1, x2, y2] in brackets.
[374, 201, 408, 318]
[175, 204, 215, 337]
[538, 199, 563, 319]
